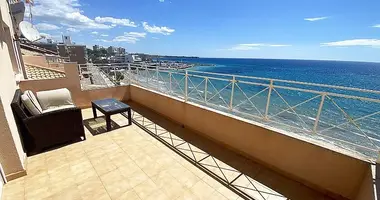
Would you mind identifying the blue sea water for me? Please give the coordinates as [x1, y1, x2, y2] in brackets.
[152, 58, 380, 158]
[164, 58, 380, 90]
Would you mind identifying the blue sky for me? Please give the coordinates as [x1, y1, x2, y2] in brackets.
[29, 0, 380, 62]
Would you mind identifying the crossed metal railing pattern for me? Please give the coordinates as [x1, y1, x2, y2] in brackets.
[78, 63, 380, 160]
[132, 111, 288, 200]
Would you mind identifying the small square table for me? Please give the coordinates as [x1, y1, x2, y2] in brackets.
[91, 98, 131, 131]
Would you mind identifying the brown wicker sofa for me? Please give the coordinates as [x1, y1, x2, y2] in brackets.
[11, 89, 85, 155]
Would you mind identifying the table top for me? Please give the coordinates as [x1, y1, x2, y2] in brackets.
[92, 98, 130, 113]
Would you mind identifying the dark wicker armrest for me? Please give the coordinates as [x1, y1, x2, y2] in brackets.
[23, 107, 85, 149]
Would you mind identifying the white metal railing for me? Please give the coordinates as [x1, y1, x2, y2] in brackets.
[79, 63, 380, 160]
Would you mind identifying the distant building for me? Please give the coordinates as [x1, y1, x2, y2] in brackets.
[58, 44, 87, 64]
[117, 47, 126, 55]
[62, 36, 72, 45]
[93, 45, 99, 51]
[107, 46, 117, 55]
[125, 54, 142, 63]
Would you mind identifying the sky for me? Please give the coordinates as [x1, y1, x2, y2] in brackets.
[27, 0, 380, 62]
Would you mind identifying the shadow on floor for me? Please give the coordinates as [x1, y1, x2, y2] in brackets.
[127, 101, 344, 200]
[83, 117, 122, 136]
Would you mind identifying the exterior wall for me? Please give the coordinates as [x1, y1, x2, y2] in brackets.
[19, 63, 130, 108]
[22, 55, 49, 68]
[354, 166, 376, 200]
[129, 85, 373, 200]
[67, 45, 87, 64]
[0, 0, 26, 180]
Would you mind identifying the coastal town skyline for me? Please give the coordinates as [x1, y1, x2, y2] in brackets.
[29, 0, 380, 62]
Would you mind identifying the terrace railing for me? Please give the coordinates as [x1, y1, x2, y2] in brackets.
[79, 63, 380, 160]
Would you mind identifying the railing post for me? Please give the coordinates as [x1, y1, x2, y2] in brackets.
[313, 93, 326, 133]
[128, 64, 131, 85]
[169, 72, 172, 94]
[145, 65, 148, 84]
[185, 70, 188, 102]
[204, 77, 208, 103]
[264, 80, 274, 120]
[229, 76, 236, 110]
[156, 66, 159, 90]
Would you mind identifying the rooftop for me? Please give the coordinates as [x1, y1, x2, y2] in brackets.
[24, 64, 65, 80]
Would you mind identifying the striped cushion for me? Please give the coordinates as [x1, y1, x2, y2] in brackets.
[21, 90, 42, 115]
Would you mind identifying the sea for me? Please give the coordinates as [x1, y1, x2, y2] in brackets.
[150, 58, 380, 159]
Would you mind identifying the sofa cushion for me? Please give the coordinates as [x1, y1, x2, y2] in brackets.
[21, 91, 43, 115]
[42, 105, 76, 114]
[36, 88, 74, 110]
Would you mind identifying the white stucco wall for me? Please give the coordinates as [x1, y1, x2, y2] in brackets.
[0, 0, 26, 177]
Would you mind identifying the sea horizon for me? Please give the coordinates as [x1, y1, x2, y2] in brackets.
[160, 56, 380, 64]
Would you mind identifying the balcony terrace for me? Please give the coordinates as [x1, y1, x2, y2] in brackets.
[2, 106, 296, 200]
[0, 60, 370, 200]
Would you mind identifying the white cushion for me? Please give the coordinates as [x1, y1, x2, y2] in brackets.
[36, 88, 74, 110]
[42, 105, 75, 113]
[21, 90, 43, 115]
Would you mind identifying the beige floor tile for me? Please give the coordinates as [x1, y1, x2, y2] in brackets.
[24, 173, 50, 192]
[145, 189, 169, 200]
[118, 162, 141, 178]
[103, 179, 132, 199]
[176, 190, 200, 200]
[208, 190, 229, 200]
[190, 180, 215, 199]
[100, 169, 132, 199]
[26, 159, 48, 175]
[127, 168, 150, 188]
[133, 179, 159, 200]
[50, 177, 76, 194]
[169, 167, 200, 189]
[216, 186, 241, 200]
[77, 177, 110, 200]
[108, 152, 134, 168]
[71, 159, 93, 175]
[202, 175, 224, 190]
[25, 186, 51, 200]
[2, 180, 25, 200]
[49, 185, 82, 200]
[116, 189, 141, 200]
[92, 157, 117, 176]
[140, 161, 168, 177]
[152, 173, 187, 200]
[2, 192, 25, 200]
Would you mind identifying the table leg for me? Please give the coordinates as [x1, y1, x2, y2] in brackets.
[127, 109, 132, 125]
[106, 115, 111, 131]
[92, 104, 97, 118]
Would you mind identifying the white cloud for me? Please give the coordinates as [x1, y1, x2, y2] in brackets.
[27, 0, 112, 29]
[225, 43, 291, 51]
[100, 34, 109, 37]
[35, 23, 60, 31]
[113, 36, 139, 43]
[152, 37, 159, 40]
[159, 0, 164, 2]
[112, 32, 146, 43]
[321, 39, 380, 47]
[95, 39, 111, 42]
[91, 31, 98, 35]
[67, 27, 80, 32]
[40, 32, 52, 38]
[304, 17, 328, 22]
[373, 24, 380, 28]
[95, 17, 137, 27]
[125, 32, 146, 38]
[142, 22, 175, 35]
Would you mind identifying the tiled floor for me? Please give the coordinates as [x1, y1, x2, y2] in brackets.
[2, 109, 246, 200]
